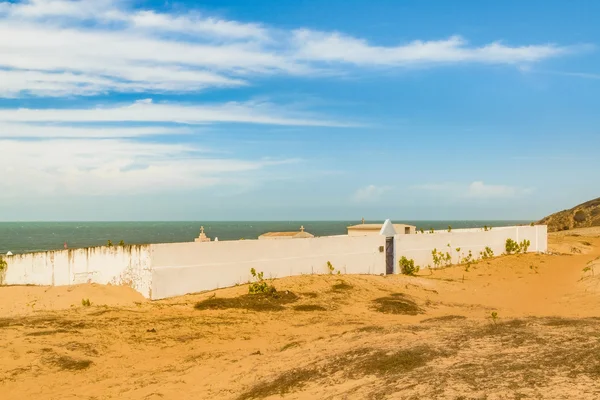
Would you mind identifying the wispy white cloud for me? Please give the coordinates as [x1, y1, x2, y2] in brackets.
[292, 31, 574, 66]
[0, 138, 294, 197]
[0, 0, 584, 97]
[353, 185, 391, 203]
[413, 181, 534, 199]
[0, 99, 351, 127]
[0, 123, 193, 138]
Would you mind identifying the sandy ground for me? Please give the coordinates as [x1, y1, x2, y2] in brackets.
[2, 230, 600, 400]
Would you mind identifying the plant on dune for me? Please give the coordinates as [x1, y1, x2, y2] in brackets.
[81, 298, 91, 307]
[249, 268, 276, 295]
[490, 311, 499, 326]
[107, 240, 113, 247]
[448, 225, 452, 232]
[429, 228, 434, 234]
[480, 247, 494, 259]
[0, 255, 6, 284]
[326, 261, 336, 275]
[399, 256, 420, 276]
[505, 239, 531, 255]
[119, 240, 125, 246]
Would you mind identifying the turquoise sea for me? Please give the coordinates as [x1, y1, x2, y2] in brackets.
[0, 220, 531, 254]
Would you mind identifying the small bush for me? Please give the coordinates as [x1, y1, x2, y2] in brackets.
[480, 247, 494, 259]
[81, 299, 91, 307]
[399, 256, 419, 276]
[0, 256, 6, 274]
[106, 240, 113, 247]
[505, 239, 531, 255]
[448, 225, 452, 232]
[118, 240, 125, 246]
[248, 268, 276, 295]
[574, 210, 587, 223]
[326, 261, 336, 274]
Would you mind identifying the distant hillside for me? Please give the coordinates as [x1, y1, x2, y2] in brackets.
[538, 197, 600, 232]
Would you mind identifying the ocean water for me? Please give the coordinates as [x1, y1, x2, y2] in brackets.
[0, 220, 531, 254]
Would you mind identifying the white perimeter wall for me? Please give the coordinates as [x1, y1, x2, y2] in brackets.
[2, 245, 153, 298]
[393, 225, 547, 272]
[150, 235, 386, 300]
[1, 225, 547, 300]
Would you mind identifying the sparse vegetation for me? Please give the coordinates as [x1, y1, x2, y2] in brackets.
[280, 341, 302, 352]
[106, 240, 113, 247]
[46, 355, 93, 371]
[248, 268, 276, 295]
[530, 265, 539, 274]
[399, 256, 420, 276]
[331, 280, 352, 291]
[81, 298, 91, 307]
[505, 238, 531, 255]
[480, 246, 494, 259]
[327, 261, 334, 274]
[372, 293, 422, 315]
[432, 248, 452, 268]
[420, 315, 467, 323]
[490, 311, 499, 325]
[448, 225, 452, 232]
[293, 304, 326, 312]
[194, 292, 298, 312]
[118, 240, 125, 246]
[0, 255, 6, 284]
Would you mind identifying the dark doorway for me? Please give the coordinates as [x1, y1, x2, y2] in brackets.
[385, 237, 394, 274]
[405, 227, 411, 234]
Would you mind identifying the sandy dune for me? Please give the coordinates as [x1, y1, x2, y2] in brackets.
[2, 230, 600, 399]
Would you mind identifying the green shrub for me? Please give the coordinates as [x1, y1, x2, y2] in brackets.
[107, 240, 113, 247]
[399, 256, 419, 276]
[505, 239, 531, 255]
[248, 268, 276, 295]
[81, 298, 91, 307]
[327, 261, 334, 274]
[118, 240, 125, 246]
[0, 256, 6, 272]
[447, 225, 452, 232]
[480, 247, 494, 259]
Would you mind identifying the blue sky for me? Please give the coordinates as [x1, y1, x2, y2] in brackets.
[0, 0, 599, 221]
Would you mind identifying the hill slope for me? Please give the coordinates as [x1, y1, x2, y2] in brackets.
[538, 197, 600, 232]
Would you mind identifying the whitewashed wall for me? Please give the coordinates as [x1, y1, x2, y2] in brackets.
[150, 235, 386, 300]
[393, 225, 547, 272]
[2, 245, 153, 297]
[1, 225, 547, 300]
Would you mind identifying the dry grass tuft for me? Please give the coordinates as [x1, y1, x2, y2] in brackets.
[280, 341, 302, 352]
[237, 368, 320, 400]
[25, 329, 75, 336]
[331, 280, 353, 291]
[194, 292, 298, 312]
[372, 293, 422, 315]
[420, 315, 467, 323]
[46, 355, 93, 371]
[293, 304, 327, 312]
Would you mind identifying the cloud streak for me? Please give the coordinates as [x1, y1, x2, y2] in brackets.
[0, 138, 295, 197]
[0, 0, 583, 97]
[413, 181, 534, 199]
